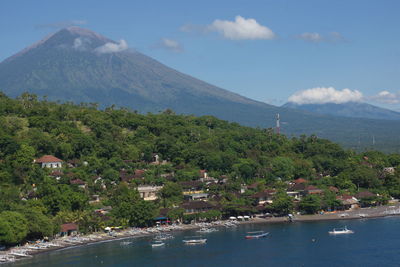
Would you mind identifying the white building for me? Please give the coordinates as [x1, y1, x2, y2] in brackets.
[35, 155, 63, 168]
[137, 185, 163, 201]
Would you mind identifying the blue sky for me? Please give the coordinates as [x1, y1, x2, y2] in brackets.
[1, 0, 400, 110]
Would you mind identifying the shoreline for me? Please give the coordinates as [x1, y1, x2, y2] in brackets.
[2, 203, 400, 264]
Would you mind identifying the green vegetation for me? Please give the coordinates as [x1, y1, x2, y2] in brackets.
[0, 92, 400, 246]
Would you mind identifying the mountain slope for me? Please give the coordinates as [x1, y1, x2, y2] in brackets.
[283, 102, 400, 121]
[1, 27, 400, 152]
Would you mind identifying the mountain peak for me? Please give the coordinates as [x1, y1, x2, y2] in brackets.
[2, 27, 115, 63]
[63, 26, 110, 42]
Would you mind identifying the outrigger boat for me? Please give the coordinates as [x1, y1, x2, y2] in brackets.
[245, 231, 269, 239]
[151, 240, 165, 247]
[155, 233, 174, 240]
[196, 227, 218, 233]
[328, 226, 354, 235]
[182, 236, 207, 244]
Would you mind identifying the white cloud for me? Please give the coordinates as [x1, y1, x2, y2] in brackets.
[73, 37, 92, 51]
[297, 32, 323, 42]
[329, 32, 345, 42]
[36, 20, 87, 29]
[288, 87, 363, 104]
[297, 32, 345, 43]
[208, 15, 275, 40]
[370, 90, 400, 104]
[94, 39, 128, 54]
[160, 38, 184, 53]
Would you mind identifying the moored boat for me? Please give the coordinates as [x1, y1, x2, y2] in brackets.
[182, 236, 207, 244]
[245, 231, 269, 239]
[328, 226, 354, 235]
[196, 227, 218, 233]
[151, 240, 165, 247]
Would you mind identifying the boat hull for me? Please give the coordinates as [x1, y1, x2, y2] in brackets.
[245, 233, 269, 239]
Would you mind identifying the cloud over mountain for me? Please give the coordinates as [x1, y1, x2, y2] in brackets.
[94, 39, 128, 53]
[208, 16, 275, 40]
[371, 90, 400, 104]
[288, 87, 363, 104]
[158, 38, 184, 53]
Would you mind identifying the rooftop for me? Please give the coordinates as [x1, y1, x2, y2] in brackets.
[35, 155, 63, 163]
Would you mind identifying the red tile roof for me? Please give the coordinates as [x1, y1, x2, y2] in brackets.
[294, 178, 308, 184]
[70, 179, 86, 185]
[60, 223, 78, 232]
[35, 155, 62, 163]
[329, 186, 339, 193]
[338, 195, 355, 200]
[134, 169, 145, 178]
[355, 191, 376, 199]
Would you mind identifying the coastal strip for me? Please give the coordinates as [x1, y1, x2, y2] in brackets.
[1, 203, 400, 264]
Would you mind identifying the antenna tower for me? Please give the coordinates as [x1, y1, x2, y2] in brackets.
[276, 113, 280, 135]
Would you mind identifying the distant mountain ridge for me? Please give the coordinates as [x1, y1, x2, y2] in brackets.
[1, 27, 400, 152]
[283, 102, 400, 121]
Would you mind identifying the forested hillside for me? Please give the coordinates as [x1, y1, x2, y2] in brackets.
[1, 92, 400, 246]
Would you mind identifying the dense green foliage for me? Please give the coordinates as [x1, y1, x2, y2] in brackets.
[1, 27, 400, 153]
[0, 93, 400, 245]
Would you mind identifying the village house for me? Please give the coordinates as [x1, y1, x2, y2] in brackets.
[251, 189, 276, 205]
[286, 190, 302, 201]
[184, 193, 209, 201]
[137, 185, 163, 201]
[355, 191, 378, 207]
[70, 179, 87, 189]
[49, 170, 63, 180]
[304, 185, 324, 195]
[355, 191, 376, 199]
[59, 223, 78, 237]
[199, 169, 217, 183]
[34, 155, 63, 168]
[179, 180, 204, 195]
[337, 195, 359, 210]
[181, 201, 215, 214]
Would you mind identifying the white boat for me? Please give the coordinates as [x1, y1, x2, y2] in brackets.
[155, 233, 174, 240]
[120, 241, 133, 246]
[182, 236, 207, 244]
[245, 231, 269, 239]
[196, 227, 218, 233]
[151, 240, 165, 247]
[328, 226, 354, 235]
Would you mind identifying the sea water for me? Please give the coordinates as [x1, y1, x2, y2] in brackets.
[7, 217, 400, 267]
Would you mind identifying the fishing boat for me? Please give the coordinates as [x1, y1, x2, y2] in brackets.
[155, 233, 174, 240]
[182, 236, 207, 244]
[245, 231, 269, 239]
[151, 240, 165, 247]
[196, 227, 218, 233]
[328, 226, 354, 235]
[120, 241, 133, 246]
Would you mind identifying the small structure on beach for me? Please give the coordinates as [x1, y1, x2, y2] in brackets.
[251, 189, 276, 205]
[59, 223, 78, 236]
[337, 195, 359, 210]
[181, 201, 215, 214]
